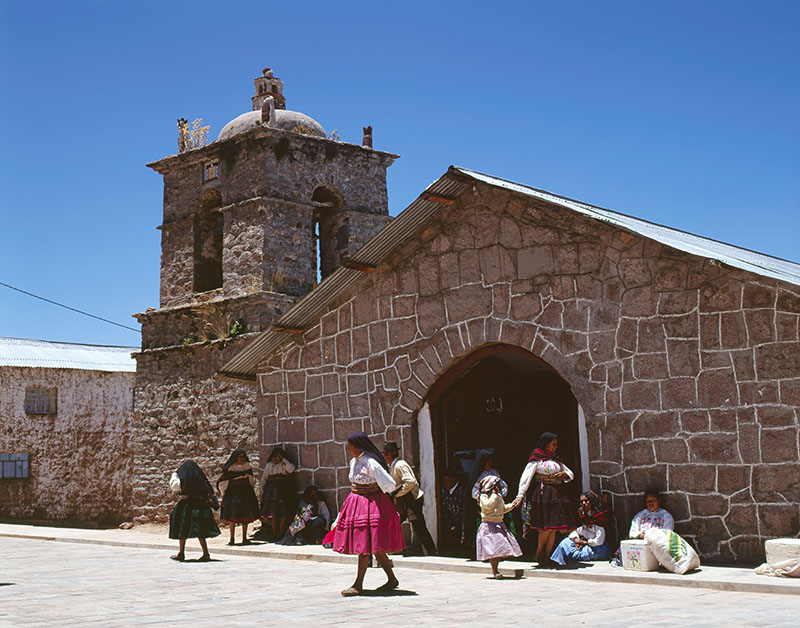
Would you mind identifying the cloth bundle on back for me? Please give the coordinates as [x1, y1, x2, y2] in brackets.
[168, 460, 220, 562]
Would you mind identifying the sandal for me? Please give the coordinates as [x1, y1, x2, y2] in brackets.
[198, 554, 211, 562]
[227, 540, 236, 546]
[493, 573, 505, 580]
[170, 554, 185, 562]
[341, 587, 362, 597]
[240, 539, 253, 545]
[376, 579, 399, 591]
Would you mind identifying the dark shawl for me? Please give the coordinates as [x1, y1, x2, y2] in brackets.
[528, 431, 561, 462]
[347, 432, 389, 471]
[578, 490, 609, 527]
[466, 448, 495, 494]
[176, 460, 214, 498]
[219, 448, 254, 484]
[268, 446, 287, 461]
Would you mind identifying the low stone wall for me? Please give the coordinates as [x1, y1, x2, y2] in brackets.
[0, 366, 134, 523]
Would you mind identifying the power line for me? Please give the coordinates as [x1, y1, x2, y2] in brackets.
[0, 280, 140, 333]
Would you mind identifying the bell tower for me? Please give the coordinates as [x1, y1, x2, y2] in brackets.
[131, 67, 397, 522]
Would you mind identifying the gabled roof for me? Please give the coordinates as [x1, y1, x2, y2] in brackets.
[219, 166, 800, 380]
[0, 337, 137, 372]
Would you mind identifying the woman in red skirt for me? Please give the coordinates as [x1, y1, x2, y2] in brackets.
[333, 432, 404, 596]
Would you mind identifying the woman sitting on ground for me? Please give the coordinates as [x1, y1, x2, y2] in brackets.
[550, 491, 610, 566]
[277, 485, 331, 546]
[629, 489, 674, 539]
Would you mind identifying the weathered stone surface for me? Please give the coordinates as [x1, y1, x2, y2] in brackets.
[760, 427, 799, 463]
[622, 440, 655, 466]
[668, 464, 715, 493]
[689, 433, 739, 463]
[758, 503, 800, 537]
[654, 438, 688, 463]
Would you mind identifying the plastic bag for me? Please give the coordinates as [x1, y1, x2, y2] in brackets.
[645, 528, 700, 574]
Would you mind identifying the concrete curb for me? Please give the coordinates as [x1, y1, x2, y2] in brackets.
[2, 529, 798, 596]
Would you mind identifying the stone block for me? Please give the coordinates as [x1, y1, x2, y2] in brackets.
[756, 405, 795, 427]
[388, 317, 417, 347]
[700, 281, 741, 313]
[622, 286, 657, 317]
[298, 444, 318, 469]
[658, 290, 698, 315]
[776, 312, 799, 342]
[666, 339, 700, 377]
[277, 419, 305, 442]
[318, 441, 344, 467]
[576, 275, 603, 300]
[668, 464, 715, 493]
[688, 433, 739, 463]
[553, 243, 579, 274]
[724, 504, 757, 537]
[306, 416, 333, 441]
[632, 353, 668, 380]
[699, 313, 720, 350]
[728, 536, 765, 564]
[615, 318, 637, 354]
[517, 246, 554, 278]
[720, 311, 748, 349]
[622, 440, 655, 466]
[663, 313, 698, 339]
[632, 411, 679, 439]
[742, 283, 775, 309]
[752, 463, 800, 502]
[717, 464, 750, 495]
[600, 417, 632, 459]
[654, 438, 688, 463]
[689, 494, 728, 517]
[745, 309, 775, 344]
[578, 242, 603, 273]
[758, 504, 800, 538]
[619, 258, 650, 288]
[622, 381, 660, 411]
[661, 378, 697, 410]
[333, 418, 366, 441]
[697, 369, 738, 407]
[776, 290, 800, 313]
[637, 319, 667, 353]
[444, 284, 492, 323]
[709, 409, 737, 432]
[737, 421, 761, 464]
[760, 427, 799, 463]
[625, 465, 667, 494]
[756, 343, 800, 379]
[779, 379, 800, 405]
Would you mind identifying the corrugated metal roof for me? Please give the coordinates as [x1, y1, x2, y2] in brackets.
[219, 166, 800, 379]
[0, 337, 138, 372]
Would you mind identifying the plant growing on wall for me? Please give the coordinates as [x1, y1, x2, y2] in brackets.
[181, 118, 210, 149]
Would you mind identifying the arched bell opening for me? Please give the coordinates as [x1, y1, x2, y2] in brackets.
[418, 343, 588, 556]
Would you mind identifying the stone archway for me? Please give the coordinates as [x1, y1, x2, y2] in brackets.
[417, 343, 588, 549]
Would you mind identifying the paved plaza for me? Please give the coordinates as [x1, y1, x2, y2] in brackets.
[1, 535, 798, 627]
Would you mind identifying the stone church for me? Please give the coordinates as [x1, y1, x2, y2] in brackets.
[135, 68, 800, 564]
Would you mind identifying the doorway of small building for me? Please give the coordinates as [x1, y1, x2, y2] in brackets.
[425, 343, 586, 558]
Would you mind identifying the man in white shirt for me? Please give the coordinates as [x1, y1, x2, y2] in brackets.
[382, 442, 437, 556]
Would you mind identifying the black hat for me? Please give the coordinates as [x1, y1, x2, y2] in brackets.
[382, 441, 400, 453]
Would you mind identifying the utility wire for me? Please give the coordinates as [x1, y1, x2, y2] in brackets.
[0, 280, 140, 333]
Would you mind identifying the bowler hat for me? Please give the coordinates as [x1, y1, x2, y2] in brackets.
[382, 441, 400, 453]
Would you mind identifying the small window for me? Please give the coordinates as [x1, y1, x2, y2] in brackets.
[25, 387, 57, 414]
[204, 162, 219, 182]
[0, 453, 29, 479]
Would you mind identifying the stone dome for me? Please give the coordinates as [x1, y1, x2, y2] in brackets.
[217, 109, 326, 142]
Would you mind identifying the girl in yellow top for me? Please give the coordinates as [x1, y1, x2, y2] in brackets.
[476, 475, 522, 578]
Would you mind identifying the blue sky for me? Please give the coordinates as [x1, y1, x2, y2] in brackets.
[1, 1, 798, 347]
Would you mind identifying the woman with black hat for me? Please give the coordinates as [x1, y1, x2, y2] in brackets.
[333, 432, 404, 596]
[168, 460, 220, 561]
[217, 448, 260, 545]
[514, 432, 575, 563]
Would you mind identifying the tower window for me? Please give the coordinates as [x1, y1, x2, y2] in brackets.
[194, 189, 224, 293]
[204, 162, 219, 182]
[311, 185, 344, 282]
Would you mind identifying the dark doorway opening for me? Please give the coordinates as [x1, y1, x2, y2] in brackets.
[428, 344, 582, 552]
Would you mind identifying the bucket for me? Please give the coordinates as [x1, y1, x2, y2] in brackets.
[620, 539, 659, 571]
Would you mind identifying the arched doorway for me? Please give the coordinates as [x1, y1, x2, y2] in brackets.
[421, 343, 587, 552]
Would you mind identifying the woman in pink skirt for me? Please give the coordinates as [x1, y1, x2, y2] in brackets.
[334, 432, 405, 596]
[477, 475, 522, 578]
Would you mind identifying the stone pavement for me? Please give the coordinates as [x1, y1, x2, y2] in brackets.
[1, 525, 798, 627]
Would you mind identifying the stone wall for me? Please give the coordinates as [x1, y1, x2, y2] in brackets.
[0, 366, 134, 523]
[132, 337, 262, 522]
[254, 183, 800, 563]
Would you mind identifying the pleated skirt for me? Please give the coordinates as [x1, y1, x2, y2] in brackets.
[332, 491, 405, 555]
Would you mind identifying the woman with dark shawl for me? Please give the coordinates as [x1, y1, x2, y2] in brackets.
[514, 431, 575, 563]
[259, 446, 297, 540]
[168, 460, 220, 561]
[332, 432, 404, 596]
[550, 491, 611, 565]
[217, 448, 260, 545]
